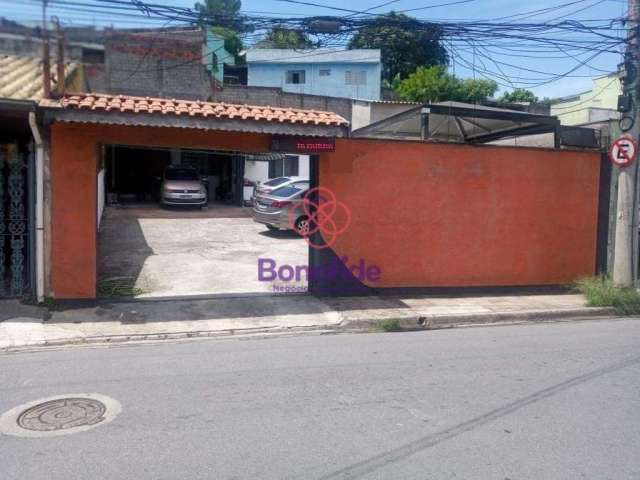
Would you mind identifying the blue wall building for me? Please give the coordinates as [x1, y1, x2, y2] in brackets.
[245, 49, 382, 101]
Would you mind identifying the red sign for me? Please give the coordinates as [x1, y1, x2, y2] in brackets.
[271, 135, 336, 154]
[610, 135, 638, 168]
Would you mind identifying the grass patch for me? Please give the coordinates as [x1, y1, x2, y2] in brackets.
[575, 276, 640, 315]
[98, 277, 144, 298]
[375, 319, 403, 332]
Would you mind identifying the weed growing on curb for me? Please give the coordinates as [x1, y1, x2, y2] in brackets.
[376, 319, 402, 332]
[575, 276, 640, 315]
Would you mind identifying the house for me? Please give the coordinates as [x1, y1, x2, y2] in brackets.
[550, 72, 621, 126]
[0, 52, 82, 300]
[38, 92, 349, 299]
[34, 92, 605, 300]
[246, 49, 382, 101]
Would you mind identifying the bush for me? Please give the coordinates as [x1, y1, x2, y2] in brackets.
[575, 276, 640, 315]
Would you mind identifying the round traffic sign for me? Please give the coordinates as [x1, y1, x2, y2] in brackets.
[610, 135, 638, 168]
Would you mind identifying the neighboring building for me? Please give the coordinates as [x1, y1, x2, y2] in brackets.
[0, 54, 83, 100]
[246, 49, 382, 101]
[104, 29, 209, 99]
[550, 72, 621, 126]
[205, 30, 236, 86]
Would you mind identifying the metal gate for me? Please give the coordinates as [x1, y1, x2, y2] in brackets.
[0, 143, 33, 298]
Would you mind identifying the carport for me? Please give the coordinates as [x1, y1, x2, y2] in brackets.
[41, 93, 348, 299]
[103, 145, 247, 206]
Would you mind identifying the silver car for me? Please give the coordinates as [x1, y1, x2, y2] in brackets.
[253, 181, 310, 233]
[252, 176, 307, 205]
[161, 166, 207, 207]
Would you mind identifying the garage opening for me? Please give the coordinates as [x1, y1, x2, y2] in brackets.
[97, 144, 309, 299]
[104, 145, 246, 206]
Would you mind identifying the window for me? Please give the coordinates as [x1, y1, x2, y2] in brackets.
[345, 70, 367, 85]
[269, 156, 300, 178]
[271, 183, 309, 198]
[263, 177, 290, 188]
[286, 70, 306, 84]
[319, 69, 331, 76]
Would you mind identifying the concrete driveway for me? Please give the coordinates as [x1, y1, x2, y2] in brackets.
[98, 204, 307, 298]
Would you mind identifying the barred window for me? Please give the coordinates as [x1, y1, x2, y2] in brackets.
[345, 70, 367, 85]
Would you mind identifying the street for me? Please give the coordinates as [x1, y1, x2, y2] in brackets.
[1, 319, 639, 479]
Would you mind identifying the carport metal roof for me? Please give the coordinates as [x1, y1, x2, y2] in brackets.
[351, 101, 562, 145]
[40, 93, 349, 138]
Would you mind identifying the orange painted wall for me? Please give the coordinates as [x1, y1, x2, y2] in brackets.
[50, 122, 271, 298]
[320, 139, 601, 288]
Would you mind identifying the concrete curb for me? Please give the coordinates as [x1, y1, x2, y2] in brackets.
[0, 325, 337, 352]
[0, 306, 618, 352]
[339, 307, 618, 331]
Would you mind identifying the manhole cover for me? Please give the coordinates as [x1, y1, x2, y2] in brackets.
[0, 394, 121, 438]
[17, 397, 106, 431]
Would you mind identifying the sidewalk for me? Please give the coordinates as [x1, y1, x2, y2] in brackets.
[0, 293, 615, 350]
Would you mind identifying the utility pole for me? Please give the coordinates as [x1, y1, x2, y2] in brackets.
[41, 0, 51, 99]
[613, 0, 640, 286]
[53, 17, 65, 97]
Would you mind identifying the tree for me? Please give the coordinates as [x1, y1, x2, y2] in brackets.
[194, 0, 247, 32]
[211, 26, 244, 64]
[395, 66, 498, 104]
[498, 88, 539, 104]
[261, 27, 313, 49]
[348, 12, 447, 84]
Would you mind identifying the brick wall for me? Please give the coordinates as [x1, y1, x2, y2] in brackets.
[105, 32, 208, 99]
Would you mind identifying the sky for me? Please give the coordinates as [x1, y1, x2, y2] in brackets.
[0, 0, 629, 98]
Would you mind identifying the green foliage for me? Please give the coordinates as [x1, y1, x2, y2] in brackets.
[194, 0, 248, 32]
[211, 26, 244, 64]
[263, 27, 313, 49]
[376, 319, 402, 332]
[575, 276, 640, 315]
[40, 296, 57, 308]
[348, 12, 448, 83]
[498, 88, 539, 104]
[395, 66, 498, 103]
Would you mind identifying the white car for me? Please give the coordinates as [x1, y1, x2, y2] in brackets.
[161, 166, 207, 207]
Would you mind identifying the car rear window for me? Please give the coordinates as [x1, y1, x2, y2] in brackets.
[165, 168, 199, 181]
[271, 184, 309, 198]
[264, 177, 289, 187]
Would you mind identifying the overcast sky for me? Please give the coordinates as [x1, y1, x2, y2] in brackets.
[1, 0, 628, 98]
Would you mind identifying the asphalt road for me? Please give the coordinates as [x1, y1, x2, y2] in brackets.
[1, 319, 639, 479]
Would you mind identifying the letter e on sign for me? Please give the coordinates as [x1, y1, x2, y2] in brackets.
[610, 135, 638, 168]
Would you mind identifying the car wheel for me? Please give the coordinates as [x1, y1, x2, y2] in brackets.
[294, 216, 310, 237]
[266, 224, 279, 231]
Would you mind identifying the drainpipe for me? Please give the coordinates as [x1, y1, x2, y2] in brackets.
[28, 112, 45, 303]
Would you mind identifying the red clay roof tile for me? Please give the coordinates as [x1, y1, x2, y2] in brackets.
[43, 92, 348, 127]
